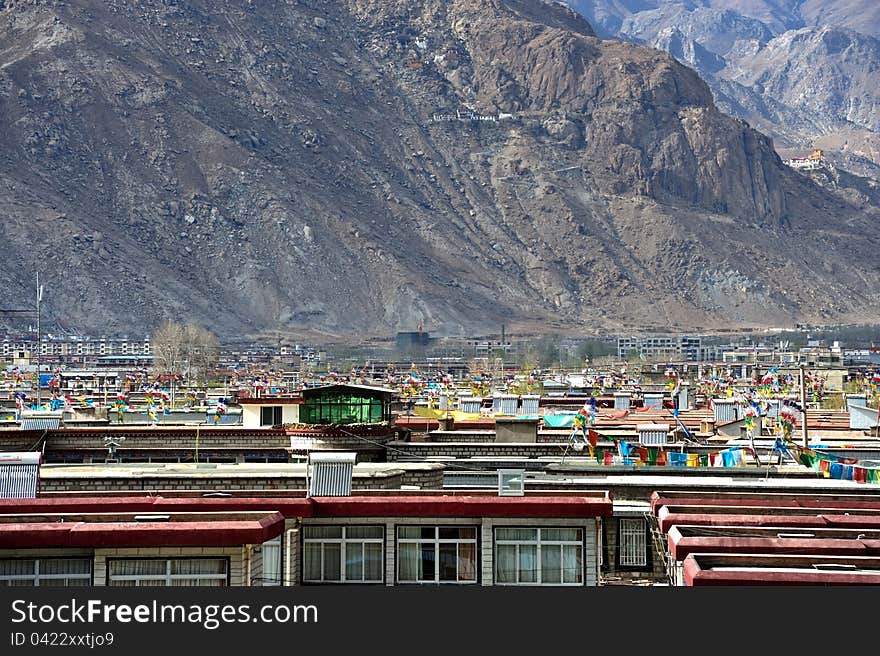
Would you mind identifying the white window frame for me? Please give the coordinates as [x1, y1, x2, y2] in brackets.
[0, 558, 92, 586]
[261, 536, 282, 586]
[396, 525, 479, 585]
[260, 406, 283, 426]
[498, 469, 525, 496]
[618, 518, 648, 568]
[107, 558, 228, 586]
[494, 527, 584, 586]
[302, 525, 385, 584]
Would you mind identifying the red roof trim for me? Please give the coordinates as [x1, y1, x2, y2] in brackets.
[669, 534, 872, 560]
[658, 510, 880, 533]
[683, 554, 880, 586]
[0, 494, 612, 520]
[652, 494, 880, 514]
[0, 512, 285, 548]
[309, 495, 613, 518]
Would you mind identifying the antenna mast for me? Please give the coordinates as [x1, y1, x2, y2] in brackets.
[36, 273, 43, 407]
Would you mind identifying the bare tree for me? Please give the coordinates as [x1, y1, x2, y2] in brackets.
[151, 320, 185, 375]
[182, 323, 219, 386]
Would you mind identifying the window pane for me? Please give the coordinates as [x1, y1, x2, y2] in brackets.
[398, 526, 426, 539]
[0, 560, 35, 577]
[346, 526, 383, 540]
[170, 559, 226, 576]
[519, 544, 538, 583]
[363, 543, 383, 582]
[496, 528, 537, 541]
[563, 545, 583, 584]
[439, 543, 458, 581]
[262, 542, 281, 586]
[39, 559, 91, 576]
[458, 543, 476, 582]
[398, 543, 420, 581]
[109, 560, 166, 577]
[541, 528, 581, 542]
[304, 526, 343, 539]
[303, 543, 322, 581]
[323, 544, 341, 581]
[345, 544, 363, 582]
[496, 544, 516, 583]
[438, 527, 461, 540]
[453, 526, 477, 540]
[420, 543, 435, 581]
[541, 546, 562, 584]
[111, 578, 166, 587]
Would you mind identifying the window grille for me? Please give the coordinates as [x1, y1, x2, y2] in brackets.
[618, 518, 648, 567]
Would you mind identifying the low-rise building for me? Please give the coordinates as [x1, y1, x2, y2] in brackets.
[0, 492, 612, 587]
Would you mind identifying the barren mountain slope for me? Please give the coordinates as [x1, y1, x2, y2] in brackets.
[1, 0, 879, 340]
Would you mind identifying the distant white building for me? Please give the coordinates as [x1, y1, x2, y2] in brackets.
[617, 336, 711, 361]
[784, 149, 827, 172]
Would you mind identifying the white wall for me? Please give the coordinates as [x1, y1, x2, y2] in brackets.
[241, 404, 299, 428]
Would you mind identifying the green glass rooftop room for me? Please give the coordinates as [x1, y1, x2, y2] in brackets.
[299, 384, 394, 425]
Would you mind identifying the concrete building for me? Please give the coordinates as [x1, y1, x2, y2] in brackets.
[0, 492, 612, 587]
[240, 398, 302, 428]
[617, 336, 706, 361]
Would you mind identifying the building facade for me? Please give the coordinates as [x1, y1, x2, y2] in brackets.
[0, 493, 611, 587]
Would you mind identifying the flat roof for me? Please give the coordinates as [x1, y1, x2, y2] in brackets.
[657, 508, 880, 533]
[39, 461, 443, 480]
[548, 474, 873, 490]
[667, 524, 880, 560]
[0, 510, 284, 548]
[651, 490, 880, 513]
[0, 492, 613, 522]
[683, 553, 880, 585]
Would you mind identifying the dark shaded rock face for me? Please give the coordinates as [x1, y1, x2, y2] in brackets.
[1, 0, 879, 340]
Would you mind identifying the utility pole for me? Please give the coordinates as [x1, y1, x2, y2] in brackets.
[36, 273, 43, 407]
[799, 365, 809, 449]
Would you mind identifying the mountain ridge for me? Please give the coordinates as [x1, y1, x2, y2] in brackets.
[563, 0, 880, 180]
[1, 0, 878, 340]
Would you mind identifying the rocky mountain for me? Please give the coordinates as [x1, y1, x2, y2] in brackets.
[2, 0, 880, 341]
[564, 1, 880, 179]
[567, 0, 880, 39]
